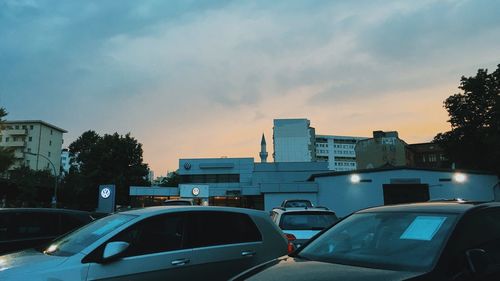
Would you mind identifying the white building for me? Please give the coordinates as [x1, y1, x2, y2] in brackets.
[0, 120, 66, 175]
[315, 135, 368, 171]
[273, 119, 316, 162]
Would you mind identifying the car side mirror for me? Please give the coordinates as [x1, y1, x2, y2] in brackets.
[102, 241, 129, 263]
[466, 248, 489, 275]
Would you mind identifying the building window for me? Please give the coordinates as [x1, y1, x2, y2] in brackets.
[0, 136, 2, 142]
[26, 160, 30, 165]
[47, 163, 50, 169]
[49, 140, 52, 146]
[429, 154, 437, 162]
[48, 151, 51, 157]
[50, 129, 53, 135]
[6, 137, 9, 142]
[13, 137, 18, 141]
[30, 125, 33, 130]
[15, 125, 19, 129]
[28, 148, 31, 152]
[22, 125, 26, 129]
[28, 137, 32, 142]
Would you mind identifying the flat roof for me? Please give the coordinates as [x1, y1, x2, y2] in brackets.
[4, 120, 67, 133]
[308, 166, 498, 181]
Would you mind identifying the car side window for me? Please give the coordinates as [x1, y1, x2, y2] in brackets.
[187, 211, 262, 248]
[0, 213, 13, 241]
[60, 213, 88, 234]
[13, 212, 59, 239]
[111, 213, 187, 257]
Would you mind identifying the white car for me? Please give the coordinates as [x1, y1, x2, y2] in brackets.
[0, 206, 287, 281]
[270, 206, 339, 251]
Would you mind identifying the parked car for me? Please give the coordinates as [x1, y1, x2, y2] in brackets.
[280, 199, 314, 208]
[0, 206, 287, 281]
[270, 206, 338, 251]
[162, 199, 194, 206]
[0, 208, 94, 255]
[233, 201, 500, 281]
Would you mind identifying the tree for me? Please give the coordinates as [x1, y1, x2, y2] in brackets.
[0, 107, 14, 174]
[159, 171, 180, 187]
[434, 64, 500, 174]
[63, 131, 150, 210]
[8, 166, 55, 207]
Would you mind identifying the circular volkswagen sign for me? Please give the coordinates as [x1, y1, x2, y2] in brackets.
[192, 187, 200, 196]
[101, 188, 111, 199]
[184, 162, 192, 170]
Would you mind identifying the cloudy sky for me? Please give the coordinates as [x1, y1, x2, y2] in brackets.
[1, 0, 499, 175]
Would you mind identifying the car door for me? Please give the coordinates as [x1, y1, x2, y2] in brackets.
[86, 212, 195, 281]
[185, 211, 264, 281]
[443, 207, 500, 281]
[0, 211, 59, 254]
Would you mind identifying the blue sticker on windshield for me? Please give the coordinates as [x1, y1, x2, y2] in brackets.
[400, 216, 447, 241]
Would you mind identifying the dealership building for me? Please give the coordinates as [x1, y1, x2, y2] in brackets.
[130, 157, 499, 216]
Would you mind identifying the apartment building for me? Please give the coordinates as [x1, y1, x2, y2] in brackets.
[315, 135, 368, 171]
[0, 120, 67, 175]
[273, 119, 316, 162]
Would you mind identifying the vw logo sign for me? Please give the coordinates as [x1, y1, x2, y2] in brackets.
[184, 162, 192, 170]
[101, 188, 111, 199]
[192, 187, 200, 196]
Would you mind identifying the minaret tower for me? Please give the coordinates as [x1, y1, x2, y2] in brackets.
[259, 133, 268, 163]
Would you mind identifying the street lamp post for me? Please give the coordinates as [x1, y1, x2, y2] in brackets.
[25, 152, 58, 208]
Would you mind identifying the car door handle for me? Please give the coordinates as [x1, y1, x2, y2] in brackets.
[241, 251, 256, 257]
[171, 258, 190, 266]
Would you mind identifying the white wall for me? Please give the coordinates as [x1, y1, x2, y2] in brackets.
[316, 169, 498, 217]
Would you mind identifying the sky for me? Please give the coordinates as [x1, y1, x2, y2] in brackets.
[1, 0, 500, 176]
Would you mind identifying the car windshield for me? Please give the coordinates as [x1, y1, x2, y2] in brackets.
[284, 201, 312, 208]
[298, 212, 458, 272]
[280, 211, 338, 230]
[43, 214, 137, 257]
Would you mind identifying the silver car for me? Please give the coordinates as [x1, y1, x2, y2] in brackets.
[0, 206, 287, 281]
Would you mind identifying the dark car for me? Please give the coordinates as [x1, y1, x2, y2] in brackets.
[232, 201, 500, 281]
[0, 208, 94, 255]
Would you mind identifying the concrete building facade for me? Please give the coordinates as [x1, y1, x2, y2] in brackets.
[312, 167, 499, 217]
[355, 131, 414, 169]
[273, 119, 316, 162]
[0, 120, 66, 175]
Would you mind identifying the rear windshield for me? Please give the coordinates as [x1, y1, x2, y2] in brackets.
[280, 211, 338, 230]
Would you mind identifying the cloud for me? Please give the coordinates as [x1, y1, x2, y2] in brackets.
[1, 0, 499, 174]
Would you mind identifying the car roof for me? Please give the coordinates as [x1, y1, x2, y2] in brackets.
[118, 205, 267, 217]
[0, 208, 91, 215]
[272, 207, 335, 214]
[357, 201, 500, 214]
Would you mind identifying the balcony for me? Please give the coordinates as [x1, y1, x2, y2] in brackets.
[4, 129, 28, 135]
[14, 151, 25, 159]
[2, 141, 26, 147]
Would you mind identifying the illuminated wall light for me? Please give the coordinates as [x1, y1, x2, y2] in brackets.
[350, 174, 361, 183]
[453, 173, 467, 183]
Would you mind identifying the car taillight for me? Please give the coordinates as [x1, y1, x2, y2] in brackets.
[284, 233, 296, 254]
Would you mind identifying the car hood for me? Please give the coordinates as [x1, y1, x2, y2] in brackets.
[0, 250, 68, 276]
[240, 256, 423, 281]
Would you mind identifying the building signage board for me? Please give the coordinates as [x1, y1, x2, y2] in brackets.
[97, 184, 116, 213]
[180, 184, 209, 198]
